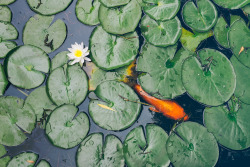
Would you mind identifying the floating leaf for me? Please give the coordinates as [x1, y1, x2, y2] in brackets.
[242, 4, 250, 14]
[213, 0, 249, 9]
[0, 156, 10, 167]
[100, 0, 130, 7]
[0, 64, 8, 96]
[0, 6, 11, 22]
[0, 41, 17, 58]
[7, 152, 38, 167]
[36, 160, 51, 167]
[0, 0, 15, 5]
[0, 144, 6, 157]
[0, 21, 18, 40]
[51, 51, 69, 71]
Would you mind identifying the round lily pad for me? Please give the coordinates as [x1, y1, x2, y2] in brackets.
[89, 81, 141, 131]
[5, 45, 50, 89]
[0, 156, 10, 167]
[0, 145, 6, 157]
[98, 0, 142, 34]
[37, 160, 51, 167]
[182, 0, 218, 32]
[0, 6, 11, 22]
[181, 49, 236, 106]
[7, 152, 38, 167]
[242, 4, 250, 14]
[77, 133, 124, 167]
[100, 0, 130, 7]
[46, 104, 89, 149]
[76, 0, 100, 26]
[90, 26, 139, 70]
[140, 15, 182, 47]
[0, 21, 18, 40]
[27, 0, 72, 15]
[0, 64, 8, 96]
[123, 124, 170, 167]
[0, 0, 15, 5]
[204, 98, 250, 150]
[0, 41, 17, 58]
[51, 51, 69, 71]
[229, 19, 250, 68]
[137, 44, 191, 99]
[166, 122, 219, 167]
[47, 64, 88, 106]
[23, 14, 67, 53]
[213, 0, 249, 9]
[142, 0, 180, 21]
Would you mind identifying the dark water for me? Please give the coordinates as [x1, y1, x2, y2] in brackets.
[2, 0, 250, 166]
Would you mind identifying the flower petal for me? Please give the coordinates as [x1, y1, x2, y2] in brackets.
[84, 57, 91, 62]
[70, 59, 79, 65]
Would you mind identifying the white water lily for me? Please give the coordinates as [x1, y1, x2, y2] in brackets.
[67, 42, 91, 67]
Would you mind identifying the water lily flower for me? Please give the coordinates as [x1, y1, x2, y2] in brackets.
[67, 42, 91, 67]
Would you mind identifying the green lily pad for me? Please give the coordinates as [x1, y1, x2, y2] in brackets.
[137, 44, 191, 99]
[0, 145, 6, 157]
[23, 14, 67, 53]
[0, 6, 11, 22]
[76, 0, 100, 26]
[77, 133, 124, 167]
[0, 96, 36, 146]
[182, 0, 218, 32]
[36, 160, 51, 167]
[181, 49, 236, 106]
[0, 64, 8, 96]
[7, 152, 38, 167]
[204, 97, 250, 150]
[166, 122, 219, 167]
[242, 4, 250, 14]
[123, 124, 170, 167]
[89, 81, 141, 131]
[142, 0, 180, 21]
[27, 0, 72, 15]
[229, 19, 250, 68]
[100, 0, 130, 7]
[0, 41, 17, 58]
[5, 45, 50, 89]
[0, 156, 10, 167]
[46, 104, 89, 149]
[98, 0, 142, 34]
[0, 21, 18, 40]
[213, 0, 250, 9]
[140, 15, 181, 47]
[90, 26, 139, 70]
[0, 0, 15, 5]
[230, 56, 250, 104]
[47, 64, 88, 106]
[51, 51, 69, 71]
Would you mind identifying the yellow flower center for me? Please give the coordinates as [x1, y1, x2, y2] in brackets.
[74, 50, 82, 57]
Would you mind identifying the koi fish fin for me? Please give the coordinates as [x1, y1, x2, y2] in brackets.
[149, 107, 160, 113]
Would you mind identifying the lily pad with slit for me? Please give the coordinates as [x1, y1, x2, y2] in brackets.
[89, 81, 141, 131]
[204, 97, 250, 150]
[0, 6, 11, 22]
[0, 41, 17, 58]
[77, 133, 124, 167]
[123, 124, 170, 167]
[90, 26, 139, 70]
[47, 64, 88, 106]
[23, 14, 67, 53]
[0, 64, 8, 96]
[46, 104, 89, 149]
[76, 0, 100, 26]
[27, 0, 72, 15]
[5, 45, 50, 89]
[140, 15, 181, 47]
[7, 152, 38, 167]
[100, 0, 130, 7]
[167, 122, 219, 167]
[0, 21, 18, 40]
[98, 0, 142, 34]
[37, 160, 51, 167]
[181, 49, 236, 106]
[51, 51, 69, 71]
[142, 0, 180, 21]
[182, 0, 218, 32]
[213, 0, 249, 9]
[0, 0, 15, 5]
[137, 44, 191, 99]
[0, 96, 36, 146]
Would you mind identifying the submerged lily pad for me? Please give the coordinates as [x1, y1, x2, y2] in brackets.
[77, 133, 124, 167]
[140, 15, 182, 47]
[182, 49, 236, 106]
[99, 0, 142, 34]
[89, 81, 141, 131]
[23, 14, 67, 53]
[51, 51, 69, 71]
[213, 0, 249, 9]
[182, 0, 218, 32]
[0, 0, 15, 5]
[0, 21, 18, 40]
[76, 0, 100, 26]
[123, 124, 170, 167]
[90, 26, 139, 70]
[47, 64, 88, 106]
[5, 45, 50, 89]
[27, 0, 72, 15]
[0, 64, 8, 96]
[0, 6, 11, 22]
[137, 44, 191, 99]
[37, 160, 51, 167]
[0, 41, 17, 58]
[7, 152, 38, 167]
[100, 0, 130, 7]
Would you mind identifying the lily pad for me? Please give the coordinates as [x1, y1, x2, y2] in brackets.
[229, 19, 250, 68]
[90, 26, 139, 70]
[5, 45, 50, 89]
[182, 0, 218, 32]
[181, 49, 236, 106]
[123, 124, 170, 167]
[142, 0, 180, 21]
[204, 97, 250, 150]
[0, 156, 10, 167]
[46, 104, 89, 149]
[140, 15, 181, 47]
[51, 51, 69, 71]
[0, 41, 17, 58]
[23, 14, 67, 53]
[0, 145, 6, 157]
[27, 0, 72, 15]
[37, 160, 51, 167]
[213, 0, 249, 9]
[98, 0, 142, 34]
[76, 0, 100, 26]
[0, 21, 18, 40]
[47, 64, 88, 106]
[100, 0, 130, 7]
[0, 6, 11, 22]
[242, 4, 250, 14]
[7, 152, 38, 167]
[77, 133, 124, 167]
[0, 64, 8, 96]
[89, 81, 141, 131]
[0, 96, 36, 146]
[166, 122, 219, 167]
[137, 44, 191, 99]
[0, 0, 15, 5]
